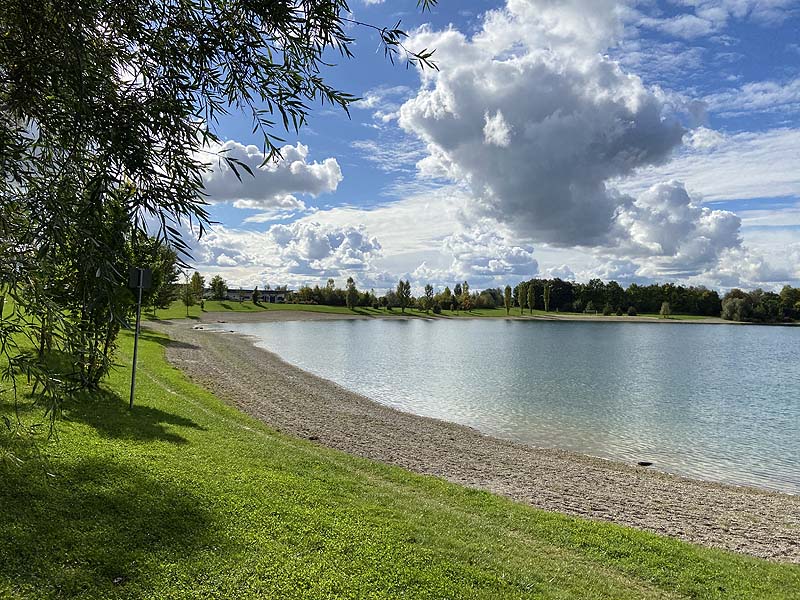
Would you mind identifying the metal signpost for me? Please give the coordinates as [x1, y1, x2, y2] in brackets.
[128, 267, 152, 409]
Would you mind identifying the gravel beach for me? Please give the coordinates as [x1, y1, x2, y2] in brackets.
[148, 312, 800, 563]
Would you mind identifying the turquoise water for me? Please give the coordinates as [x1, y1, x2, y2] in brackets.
[227, 319, 800, 494]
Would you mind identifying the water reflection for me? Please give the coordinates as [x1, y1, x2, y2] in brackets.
[230, 319, 800, 494]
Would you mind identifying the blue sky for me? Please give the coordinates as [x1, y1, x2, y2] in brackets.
[193, 0, 800, 293]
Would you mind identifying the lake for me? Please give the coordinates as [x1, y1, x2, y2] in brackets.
[226, 318, 800, 494]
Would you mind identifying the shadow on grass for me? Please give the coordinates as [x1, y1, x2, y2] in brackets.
[138, 331, 199, 351]
[64, 389, 205, 444]
[146, 314, 200, 321]
[0, 456, 212, 596]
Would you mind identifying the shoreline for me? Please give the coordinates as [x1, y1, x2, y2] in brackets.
[149, 312, 800, 563]
[178, 306, 797, 326]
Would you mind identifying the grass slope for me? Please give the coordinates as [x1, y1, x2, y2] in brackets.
[152, 300, 709, 322]
[1, 331, 797, 599]
[146, 301, 387, 320]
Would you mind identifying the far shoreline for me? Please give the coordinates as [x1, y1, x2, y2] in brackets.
[183, 306, 798, 326]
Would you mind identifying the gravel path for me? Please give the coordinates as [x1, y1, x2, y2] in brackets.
[149, 313, 800, 563]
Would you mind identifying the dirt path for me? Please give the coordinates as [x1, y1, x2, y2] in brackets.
[148, 315, 800, 563]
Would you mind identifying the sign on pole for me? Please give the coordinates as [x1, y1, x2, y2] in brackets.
[129, 267, 152, 409]
[128, 267, 152, 290]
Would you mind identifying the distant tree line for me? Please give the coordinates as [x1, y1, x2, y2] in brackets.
[497, 278, 724, 317]
[288, 277, 800, 323]
[293, 278, 378, 309]
[721, 286, 800, 323]
[413, 278, 726, 317]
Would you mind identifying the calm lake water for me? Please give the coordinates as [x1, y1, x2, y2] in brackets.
[227, 318, 800, 494]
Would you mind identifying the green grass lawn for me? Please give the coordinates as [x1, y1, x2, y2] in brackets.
[437, 308, 713, 321]
[146, 300, 388, 320]
[0, 331, 797, 598]
[151, 300, 712, 322]
[637, 313, 718, 321]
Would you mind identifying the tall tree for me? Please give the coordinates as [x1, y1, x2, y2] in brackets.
[180, 273, 196, 317]
[459, 281, 472, 312]
[324, 278, 337, 306]
[504, 285, 512, 316]
[396, 280, 411, 313]
[606, 281, 625, 312]
[423, 284, 434, 314]
[779, 285, 800, 319]
[346, 277, 358, 310]
[440, 286, 452, 309]
[461, 293, 473, 312]
[190, 272, 205, 301]
[543, 284, 551, 312]
[518, 282, 528, 316]
[527, 283, 535, 315]
[210, 276, 228, 301]
[586, 279, 606, 310]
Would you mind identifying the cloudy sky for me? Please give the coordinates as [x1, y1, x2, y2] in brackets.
[190, 0, 800, 293]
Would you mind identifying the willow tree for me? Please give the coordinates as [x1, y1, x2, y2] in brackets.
[0, 0, 438, 423]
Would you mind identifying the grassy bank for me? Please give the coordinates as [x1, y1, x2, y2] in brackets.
[0, 330, 797, 598]
[146, 300, 387, 320]
[151, 300, 711, 322]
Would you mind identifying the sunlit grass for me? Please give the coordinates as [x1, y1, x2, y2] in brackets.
[151, 300, 711, 322]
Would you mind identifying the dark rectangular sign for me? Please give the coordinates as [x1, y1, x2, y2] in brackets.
[128, 267, 153, 290]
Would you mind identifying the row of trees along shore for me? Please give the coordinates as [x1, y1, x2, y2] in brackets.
[286, 277, 800, 323]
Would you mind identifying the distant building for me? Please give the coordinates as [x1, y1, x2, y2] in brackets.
[204, 287, 293, 303]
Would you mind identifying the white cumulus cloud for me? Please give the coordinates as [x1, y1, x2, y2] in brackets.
[483, 111, 512, 147]
[444, 223, 538, 281]
[397, 0, 747, 281]
[613, 181, 742, 275]
[202, 141, 342, 214]
[268, 221, 382, 276]
[400, 1, 685, 248]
